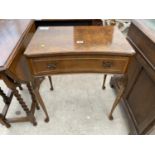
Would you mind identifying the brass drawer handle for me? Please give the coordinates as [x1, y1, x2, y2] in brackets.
[47, 63, 57, 70]
[102, 61, 113, 68]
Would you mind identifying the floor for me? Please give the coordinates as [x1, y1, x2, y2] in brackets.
[0, 74, 131, 135]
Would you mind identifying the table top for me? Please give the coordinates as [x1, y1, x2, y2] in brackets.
[24, 26, 135, 57]
[0, 19, 33, 71]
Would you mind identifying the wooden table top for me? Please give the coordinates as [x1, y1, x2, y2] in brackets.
[0, 19, 33, 71]
[24, 26, 135, 57]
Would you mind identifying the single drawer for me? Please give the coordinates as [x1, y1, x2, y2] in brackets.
[29, 56, 129, 76]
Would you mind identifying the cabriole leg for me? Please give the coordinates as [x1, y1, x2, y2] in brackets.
[48, 76, 54, 91]
[108, 75, 128, 120]
[102, 74, 107, 90]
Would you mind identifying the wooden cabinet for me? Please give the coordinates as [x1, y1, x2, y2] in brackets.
[111, 20, 155, 134]
[126, 53, 155, 134]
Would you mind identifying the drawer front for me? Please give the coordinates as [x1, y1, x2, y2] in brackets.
[29, 56, 129, 76]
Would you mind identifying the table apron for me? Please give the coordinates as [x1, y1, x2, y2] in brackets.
[27, 55, 130, 76]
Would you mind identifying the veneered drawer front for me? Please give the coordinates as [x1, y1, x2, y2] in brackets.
[29, 56, 129, 76]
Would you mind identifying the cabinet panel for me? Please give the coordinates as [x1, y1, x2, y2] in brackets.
[127, 68, 155, 133]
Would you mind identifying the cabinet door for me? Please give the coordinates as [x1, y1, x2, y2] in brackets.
[126, 66, 155, 133]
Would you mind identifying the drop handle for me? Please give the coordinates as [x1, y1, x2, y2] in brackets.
[102, 61, 113, 68]
[47, 63, 57, 70]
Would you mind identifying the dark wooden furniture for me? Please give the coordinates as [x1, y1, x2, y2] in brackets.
[24, 25, 135, 122]
[0, 87, 13, 128]
[110, 19, 155, 134]
[0, 19, 38, 126]
[34, 19, 103, 27]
